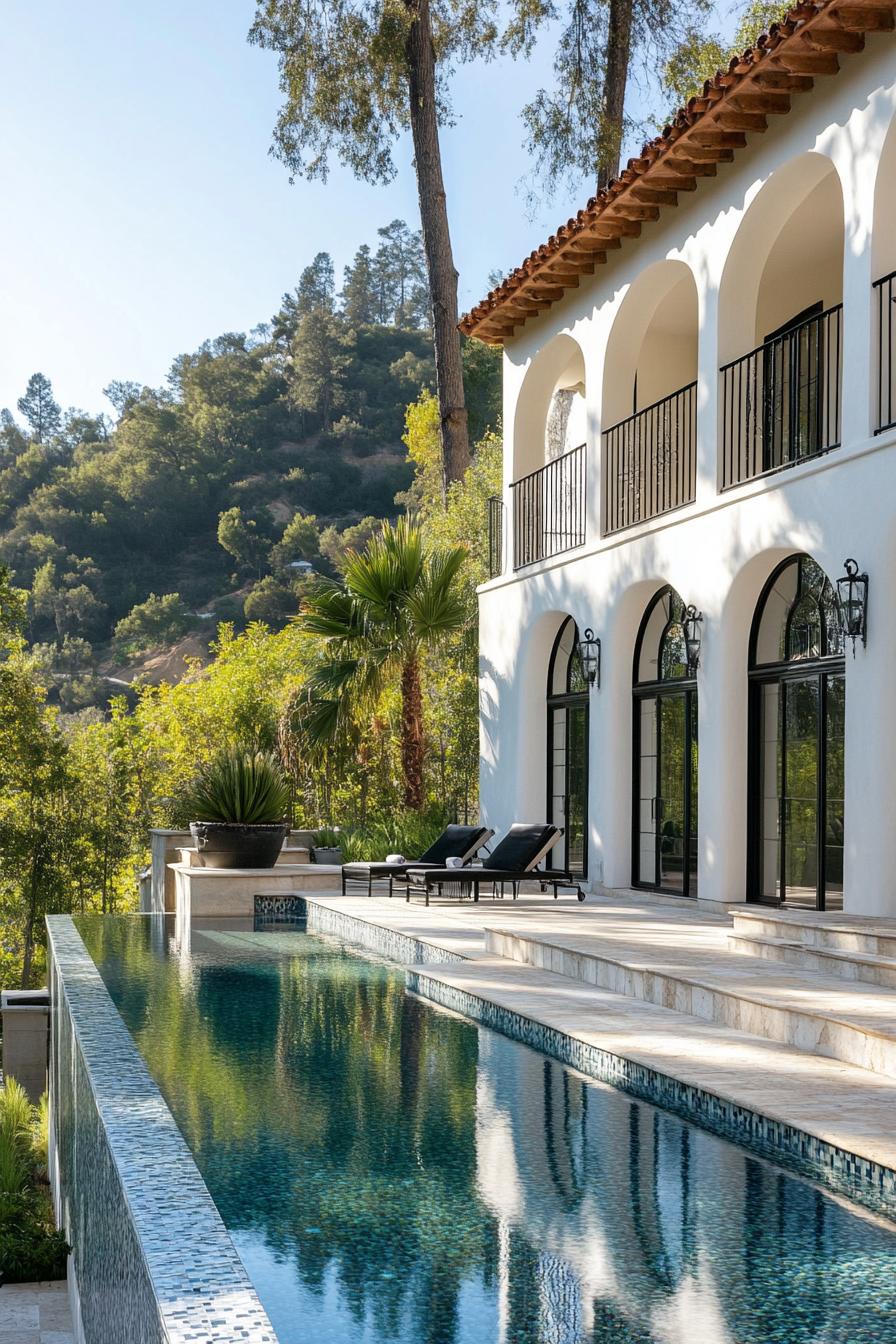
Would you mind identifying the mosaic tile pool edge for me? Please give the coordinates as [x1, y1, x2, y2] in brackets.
[302, 897, 467, 966]
[406, 966, 896, 1222]
[46, 915, 279, 1344]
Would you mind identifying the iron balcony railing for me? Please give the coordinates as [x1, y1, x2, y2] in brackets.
[603, 381, 696, 535]
[874, 269, 896, 434]
[511, 443, 586, 570]
[720, 303, 842, 490]
[487, 495, 504, 578]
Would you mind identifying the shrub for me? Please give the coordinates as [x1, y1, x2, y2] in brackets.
[0, 1079, 34, 1195]
[312, 827, 341, 849]
[0, 1084, 69, 1283]
[32, 1093, 49, 1180]
[185, 749, 290, 824]
[339, 810, 449, 862]
[0, 1189, 69, 1282]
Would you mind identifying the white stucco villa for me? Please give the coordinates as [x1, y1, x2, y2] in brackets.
[463, 0, 896, 916]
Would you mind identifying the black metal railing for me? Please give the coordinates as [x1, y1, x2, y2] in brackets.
[874, 269, 896, 434]
[720, 303, 842, 490]
[487, 496, 504, 578]
[511, 443, 586, 570]
[602, 381, 696, 535]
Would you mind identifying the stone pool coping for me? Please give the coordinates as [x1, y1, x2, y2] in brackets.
[301, 892, 896, 1220]
[46, 915, 278, 1344]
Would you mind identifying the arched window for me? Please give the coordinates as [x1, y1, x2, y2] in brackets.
[633, 588, 698, 897]
[748, 555, 845, 910]
[547, 617, 588, 876]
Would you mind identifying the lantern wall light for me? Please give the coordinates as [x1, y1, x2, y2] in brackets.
[836, 557, 868, 654]
[684, 605, 703, 677]
[577, 627, 601, 689]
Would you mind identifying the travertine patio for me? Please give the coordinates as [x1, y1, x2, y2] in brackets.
[0, 1281, 73, 1343]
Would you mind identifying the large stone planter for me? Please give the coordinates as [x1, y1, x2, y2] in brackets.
[189, 822, 288, 869]
[311, 846, 342, 865]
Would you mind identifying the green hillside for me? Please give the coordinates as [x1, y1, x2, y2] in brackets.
[0, 222, 500, 705]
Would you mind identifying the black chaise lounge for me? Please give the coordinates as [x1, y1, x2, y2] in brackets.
[341, 823, 494, 897]
[406, 823, 585, 906]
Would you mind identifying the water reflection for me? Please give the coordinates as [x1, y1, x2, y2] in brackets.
[78, 916, 896, 1344]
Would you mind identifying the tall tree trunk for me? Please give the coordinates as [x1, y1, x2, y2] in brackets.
[20, 847, 40, 988]
[597, 0, 634, 192]
[400, 653, 425, 810]
[404, 0, 471, 494]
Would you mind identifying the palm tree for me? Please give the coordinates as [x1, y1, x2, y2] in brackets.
[296, 518, 466, 810]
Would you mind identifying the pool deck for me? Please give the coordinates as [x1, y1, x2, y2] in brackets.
[0, 1281, 73, 1342]
[302, 888, 896, 1176]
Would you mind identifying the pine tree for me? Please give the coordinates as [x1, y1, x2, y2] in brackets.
[17, 373, 62, 443]
[341, 245, 378, 326]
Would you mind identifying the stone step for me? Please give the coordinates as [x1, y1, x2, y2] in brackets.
[728, 932, 896, 990]
[731, 907, 896, 959]
[483, 925, 896, 1078]
[276, 847, 311, 865]
[178, 845, 312, 868]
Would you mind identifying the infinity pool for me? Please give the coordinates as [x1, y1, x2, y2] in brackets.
[77, 914, 896, 1344]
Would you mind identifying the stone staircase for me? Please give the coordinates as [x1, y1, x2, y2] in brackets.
[729, 907, 896, 988]
[481, 901, 896, 1078]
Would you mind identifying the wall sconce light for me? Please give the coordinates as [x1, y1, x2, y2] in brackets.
[836, 558, 868, 654]
[683, 605, 703, 676]
[577, 627, 601, 689]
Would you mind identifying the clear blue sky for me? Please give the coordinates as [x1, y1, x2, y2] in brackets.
[0, 0, 736, 416]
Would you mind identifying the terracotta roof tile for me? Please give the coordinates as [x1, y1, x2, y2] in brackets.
[461, 0, 894, 344]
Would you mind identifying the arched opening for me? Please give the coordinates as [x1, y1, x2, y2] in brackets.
[512, 335, 587, 568]
[719, 154, 844, 487]
[872, 114, 896, 433]
[748, 554, 845, 910]
[633, 587, 698, 897]
[601, 262, 698, 533]
[547, 616, 589, 876]
[513, 334, 586, 480]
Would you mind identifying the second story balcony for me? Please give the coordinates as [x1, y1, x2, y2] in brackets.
[511, 444, 586, 570]
[720, 303, 843, 490]
[603, 381, 697, 535]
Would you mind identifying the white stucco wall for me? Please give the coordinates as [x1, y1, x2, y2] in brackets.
[480, 36, 896, 915]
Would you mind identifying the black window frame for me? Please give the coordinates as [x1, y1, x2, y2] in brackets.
[546, 616, 589, 878]
[632, 587, 699, 898]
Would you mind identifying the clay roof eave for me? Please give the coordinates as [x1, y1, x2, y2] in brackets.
[461, 0, 895, 346]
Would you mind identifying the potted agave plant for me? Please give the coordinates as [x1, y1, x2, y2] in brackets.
[187, 749, 290, 869]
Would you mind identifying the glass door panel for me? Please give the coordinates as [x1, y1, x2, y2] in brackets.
[565, 704, 587, 875]
[758, 683, 782, 902]
[659, 696, 687, 893]
[548, 701, 588, 876]
[824, 674, 845, 910]
[688, 698, 698, 898]
[549, 704, 567, 853]
[638, 698, 658, 886]
[783, 678, 819, 907]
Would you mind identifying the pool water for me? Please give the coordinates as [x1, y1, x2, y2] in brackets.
[77, 915, 896, 1344]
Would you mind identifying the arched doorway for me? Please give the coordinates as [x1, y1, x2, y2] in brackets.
[748, 555, 845, 910]
[633, 588, 698, 897]
[547, 617, 588, 876]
